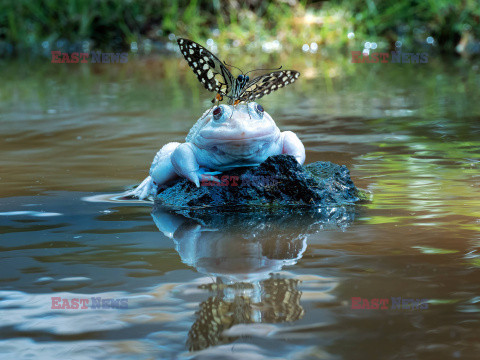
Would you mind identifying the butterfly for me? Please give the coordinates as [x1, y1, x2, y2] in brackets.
[177, 38, 300, 106]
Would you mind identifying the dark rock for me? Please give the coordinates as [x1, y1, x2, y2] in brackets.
[156, 154, 362, 209]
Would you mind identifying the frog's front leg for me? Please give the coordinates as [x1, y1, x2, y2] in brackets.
[281, 131, 305, 165]
[149, 142, 182, 185]
[128, 142, 181, 199]
[171, 143, 206, 187]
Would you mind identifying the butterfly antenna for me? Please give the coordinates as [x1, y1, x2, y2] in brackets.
[244, 65, 282, 76]
[247, 102, 252, 119]
[223, 61, 244, 74]
[229, 101, 238, 119]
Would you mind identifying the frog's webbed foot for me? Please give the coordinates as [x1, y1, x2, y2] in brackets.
[200, 170, 222, 176]
[281, 131, 305, 165]
[198, 169, 222, 185]
[126, 175, 155, 200]
[171, 143, 210, 187]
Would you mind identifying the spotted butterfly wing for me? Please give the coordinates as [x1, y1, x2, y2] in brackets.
[238, 70, 300, 102]
[177, 38, 234, 97]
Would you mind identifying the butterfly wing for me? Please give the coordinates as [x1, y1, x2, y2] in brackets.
[177, 38, 235, 97]
[238, 70, 300, 102]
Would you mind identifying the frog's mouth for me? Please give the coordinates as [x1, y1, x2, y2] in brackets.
[200, 132, 277, 142]
[210, 141, 270, 158]
[201, 133, 279, 158]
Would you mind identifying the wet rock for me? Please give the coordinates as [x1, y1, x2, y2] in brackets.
[156, 154, 362, 209]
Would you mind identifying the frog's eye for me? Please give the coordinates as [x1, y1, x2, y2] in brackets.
[212, 105, 233, 122]
[247, 102, 264, 119]
[213, 106, 223, 121]
[255, 103, 264, 118]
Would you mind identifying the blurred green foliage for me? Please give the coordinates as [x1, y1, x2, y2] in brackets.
[0, 0, 478, 55]
[345, 0, 480, 52]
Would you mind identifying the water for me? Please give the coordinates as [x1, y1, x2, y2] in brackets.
[1, 55, 479, 359]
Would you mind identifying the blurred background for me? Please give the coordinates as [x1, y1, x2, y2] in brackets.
[1, 0, 480, 57]
[1, 1, 480, 359]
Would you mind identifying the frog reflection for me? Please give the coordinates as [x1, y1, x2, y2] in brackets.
[151, 206, 354, 352]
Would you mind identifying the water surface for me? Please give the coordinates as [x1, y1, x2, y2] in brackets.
[1, 55, 479, 359]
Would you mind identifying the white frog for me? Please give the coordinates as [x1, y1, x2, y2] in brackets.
[130, 102, 305, 199]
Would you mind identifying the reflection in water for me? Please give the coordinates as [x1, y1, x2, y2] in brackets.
[187, 277, 304, 352]
[151, 205, 355, 352]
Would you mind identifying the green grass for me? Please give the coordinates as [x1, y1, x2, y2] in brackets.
[0, 0, 478, 56]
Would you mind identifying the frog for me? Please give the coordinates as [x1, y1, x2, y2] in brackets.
[130, 102, 305, 200]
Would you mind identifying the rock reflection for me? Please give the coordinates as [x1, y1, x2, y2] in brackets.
[151, 205, 356, 352]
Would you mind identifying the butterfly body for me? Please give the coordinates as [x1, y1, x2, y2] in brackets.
[177, 38, 300, 105]
[229, 74, 250, 104]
